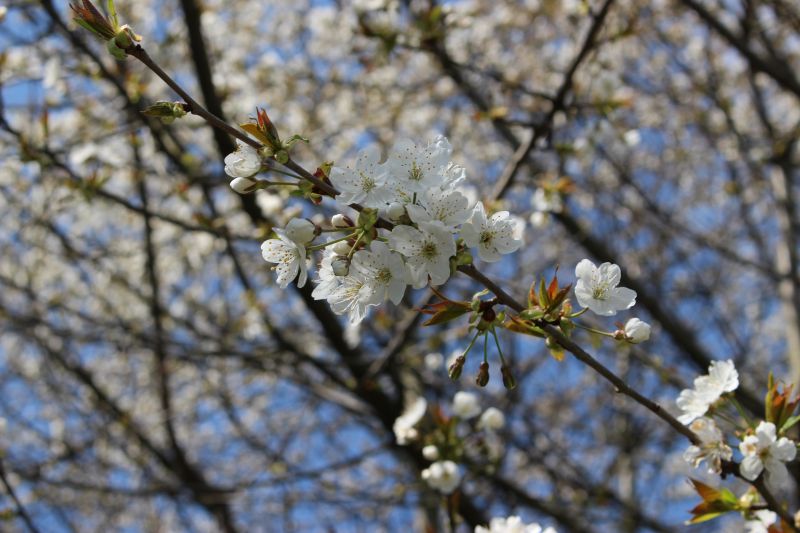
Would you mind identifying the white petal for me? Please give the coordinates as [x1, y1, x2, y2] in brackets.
[740, 455, 764, 481]
[575, 259, 596, 280]
[609, 287, 637, 311]
[598, 262, 621, 287]
[772, 437, 797, 462]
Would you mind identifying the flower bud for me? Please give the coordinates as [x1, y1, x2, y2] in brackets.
[331, 214, 352, 228]
[482, 307, 496, 323]
[332, 241, 351, 255]
[331, 257, 350, 277]
[448, 355, 466, 380]
[422, 445, 440, 461]
[624, 318, 651, 344]
[285, 218, 317, 244]
[501, 365, 516, 390]
[475, 361, 490, 387]
[386, 202, 406, 220]
[229, 177, 258, 194]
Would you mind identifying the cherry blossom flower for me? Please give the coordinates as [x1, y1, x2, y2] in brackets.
[683, 417, 732, 474]
[393, 397, 427, 445]
[475, 516, 557, 533]
[452, 391, 481, 419]
[327, 271, 374, 324]
[389, 221, 456, 288]
[351, 241, 407, 305]
[739, 421, 796, 489]
[406, 187, 473, 230]
[624, 318, 651, 343]
[224, 139, 261, 178]
[573, 259, 637, 316]
[478, 407, 505, 431]
[421, 460, 462, 494]
[385, 135, 452, 194]
[330, 145, 392, 207]
[312, 249, 341, 301]
[676, 360, 739, 425]
[460, 202, 522, 262]
[261, 229, 308, 289]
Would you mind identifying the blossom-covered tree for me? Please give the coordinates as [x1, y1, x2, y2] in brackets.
[1, 0, 800, 531]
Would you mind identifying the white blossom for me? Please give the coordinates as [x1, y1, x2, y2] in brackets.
[441, 163, 467, 191]
[452, 391, 481, 419]
[406, 187, 472, 230]
[327, 270, 374, 324]
[683, 417, 732, 474]
[573, 259, 637, 316]
[261, 229, 308, 289]
[478, 407, 506, 431]
[424, 352, 444, 370]
[385, 135, 451, 194]
[312, 249, 341, 301]
[422, 445, 440, 461]
[739, 421, 796, 490]
[624, 318, 651, 343]
[421, 460, 462, 494]
[475, 516, 557, 533]
[351, 241, 407, 304]
[460, 202, 522, 262]
[330, 145, 392, 207]
[389, 221, 456, 288]
[676, 360, 739, 425]
[393, 397, 427, 445]
[224, 139, 261, 178]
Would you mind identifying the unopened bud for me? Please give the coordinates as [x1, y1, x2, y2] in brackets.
[501, 365, 516, 390]
[331, 257, 350, 276]
[229, 177, 258, 194]
[331, 214, 352, 228]
[482, 307, 496, 323]
[332, 241, 351, 255]
[422, 445, 440, 461]
[285, 218, 317, 244]
[448, 355, 466, 380]
[475, 361, 490, 387]
[386, 202, 406, 220]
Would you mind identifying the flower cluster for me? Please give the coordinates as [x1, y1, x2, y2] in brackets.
[676, 359, 739, 425]
[257, 136, 523, 324]
[392, 391, 508, 495]
[475, 516, 557, 533]
[677, 361, 797, 491]
[421, 460, 462, 494]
